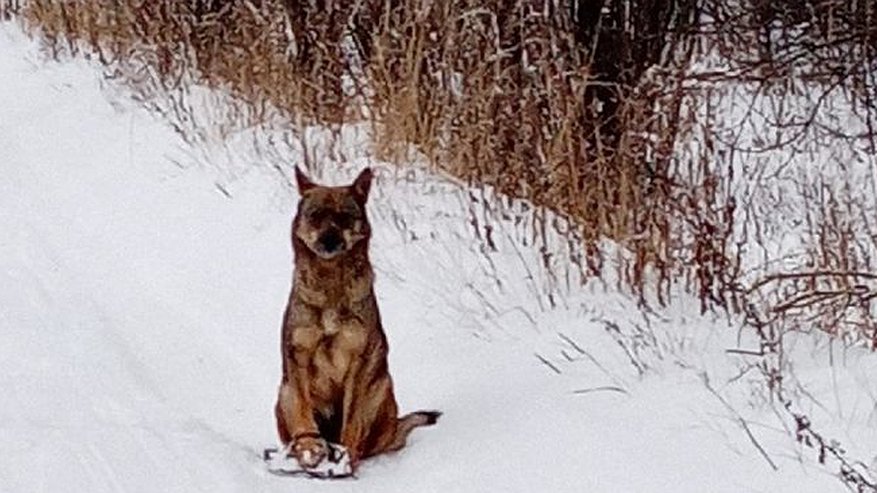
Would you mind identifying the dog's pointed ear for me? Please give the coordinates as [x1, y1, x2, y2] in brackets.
[351, 168, 373, 204]
[295, 166, 316, 193]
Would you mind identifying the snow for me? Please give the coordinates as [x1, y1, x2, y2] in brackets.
[0, 21, 870, 493]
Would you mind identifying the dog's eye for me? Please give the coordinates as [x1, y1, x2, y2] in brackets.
[308, 208, 329, 222]
[334, 214, 353, 229]
[341, 197, 363, 217]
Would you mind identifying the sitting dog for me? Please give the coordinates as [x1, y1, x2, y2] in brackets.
[274, 166, 439, 472]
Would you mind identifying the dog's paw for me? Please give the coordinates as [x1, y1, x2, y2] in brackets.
[293, 436, 328, 469]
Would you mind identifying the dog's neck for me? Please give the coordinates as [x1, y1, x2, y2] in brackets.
[291, 237, 374, 307]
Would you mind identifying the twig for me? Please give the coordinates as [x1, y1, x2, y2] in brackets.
[534, 353, 561, 375]
[700, 372, 778, 471]
[558, 332, 625, 388]
[725, 348, 764, 356]
[572, 386, 628, 396]
[747, 270, 877, 294]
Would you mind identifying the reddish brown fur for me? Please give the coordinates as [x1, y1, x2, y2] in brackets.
[274, 167, 439, 471]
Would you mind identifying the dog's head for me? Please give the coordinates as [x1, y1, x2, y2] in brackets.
[293, 167, 373, 260]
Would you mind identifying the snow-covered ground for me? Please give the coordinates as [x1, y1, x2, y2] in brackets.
[1, 22, 873, 493]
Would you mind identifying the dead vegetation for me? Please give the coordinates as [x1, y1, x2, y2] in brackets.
[9, 0, 736, 313]
[6, 2, 877, 487]
[8, 0, 877, 350]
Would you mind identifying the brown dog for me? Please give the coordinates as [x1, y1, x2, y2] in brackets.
[274, 166, 439, 472]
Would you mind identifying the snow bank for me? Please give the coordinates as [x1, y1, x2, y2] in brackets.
[0, 22, 866, 493]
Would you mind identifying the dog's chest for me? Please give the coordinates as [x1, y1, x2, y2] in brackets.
[309, 308, 367, 384]
[320, 308, 344, 336]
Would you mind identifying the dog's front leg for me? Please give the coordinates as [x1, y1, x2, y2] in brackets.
[339, 356, 366, 466]
[281, 327, 328, 468]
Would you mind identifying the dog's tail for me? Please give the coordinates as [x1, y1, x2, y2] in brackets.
[387, 410, 441, 452]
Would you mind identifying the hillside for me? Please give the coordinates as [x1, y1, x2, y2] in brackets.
[0, 21, 871, 493]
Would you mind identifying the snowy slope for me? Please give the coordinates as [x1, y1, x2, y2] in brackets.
[0, 22, 863, 493]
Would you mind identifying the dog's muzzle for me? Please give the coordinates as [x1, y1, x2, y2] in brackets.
[317, 230, 344, 255]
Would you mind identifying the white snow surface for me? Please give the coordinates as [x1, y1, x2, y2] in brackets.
[0, 23, 872, 493]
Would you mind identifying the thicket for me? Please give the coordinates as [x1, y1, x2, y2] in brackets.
[5, 0, 877, 345]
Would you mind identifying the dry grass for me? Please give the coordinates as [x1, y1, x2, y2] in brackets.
[12, 0, 738, 311]
[12, 0, 876, 343]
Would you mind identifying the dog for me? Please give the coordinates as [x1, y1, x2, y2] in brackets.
[274, 166, 439, 472]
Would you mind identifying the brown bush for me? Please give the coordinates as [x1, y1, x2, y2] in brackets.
[25, 0, 877, 328]
[13, 0, 738, 310]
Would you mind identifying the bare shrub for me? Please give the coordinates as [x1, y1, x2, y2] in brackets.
[12, 0, 736, 311]
[11, 0, 877, 336]
[689, 0, 877, 345]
